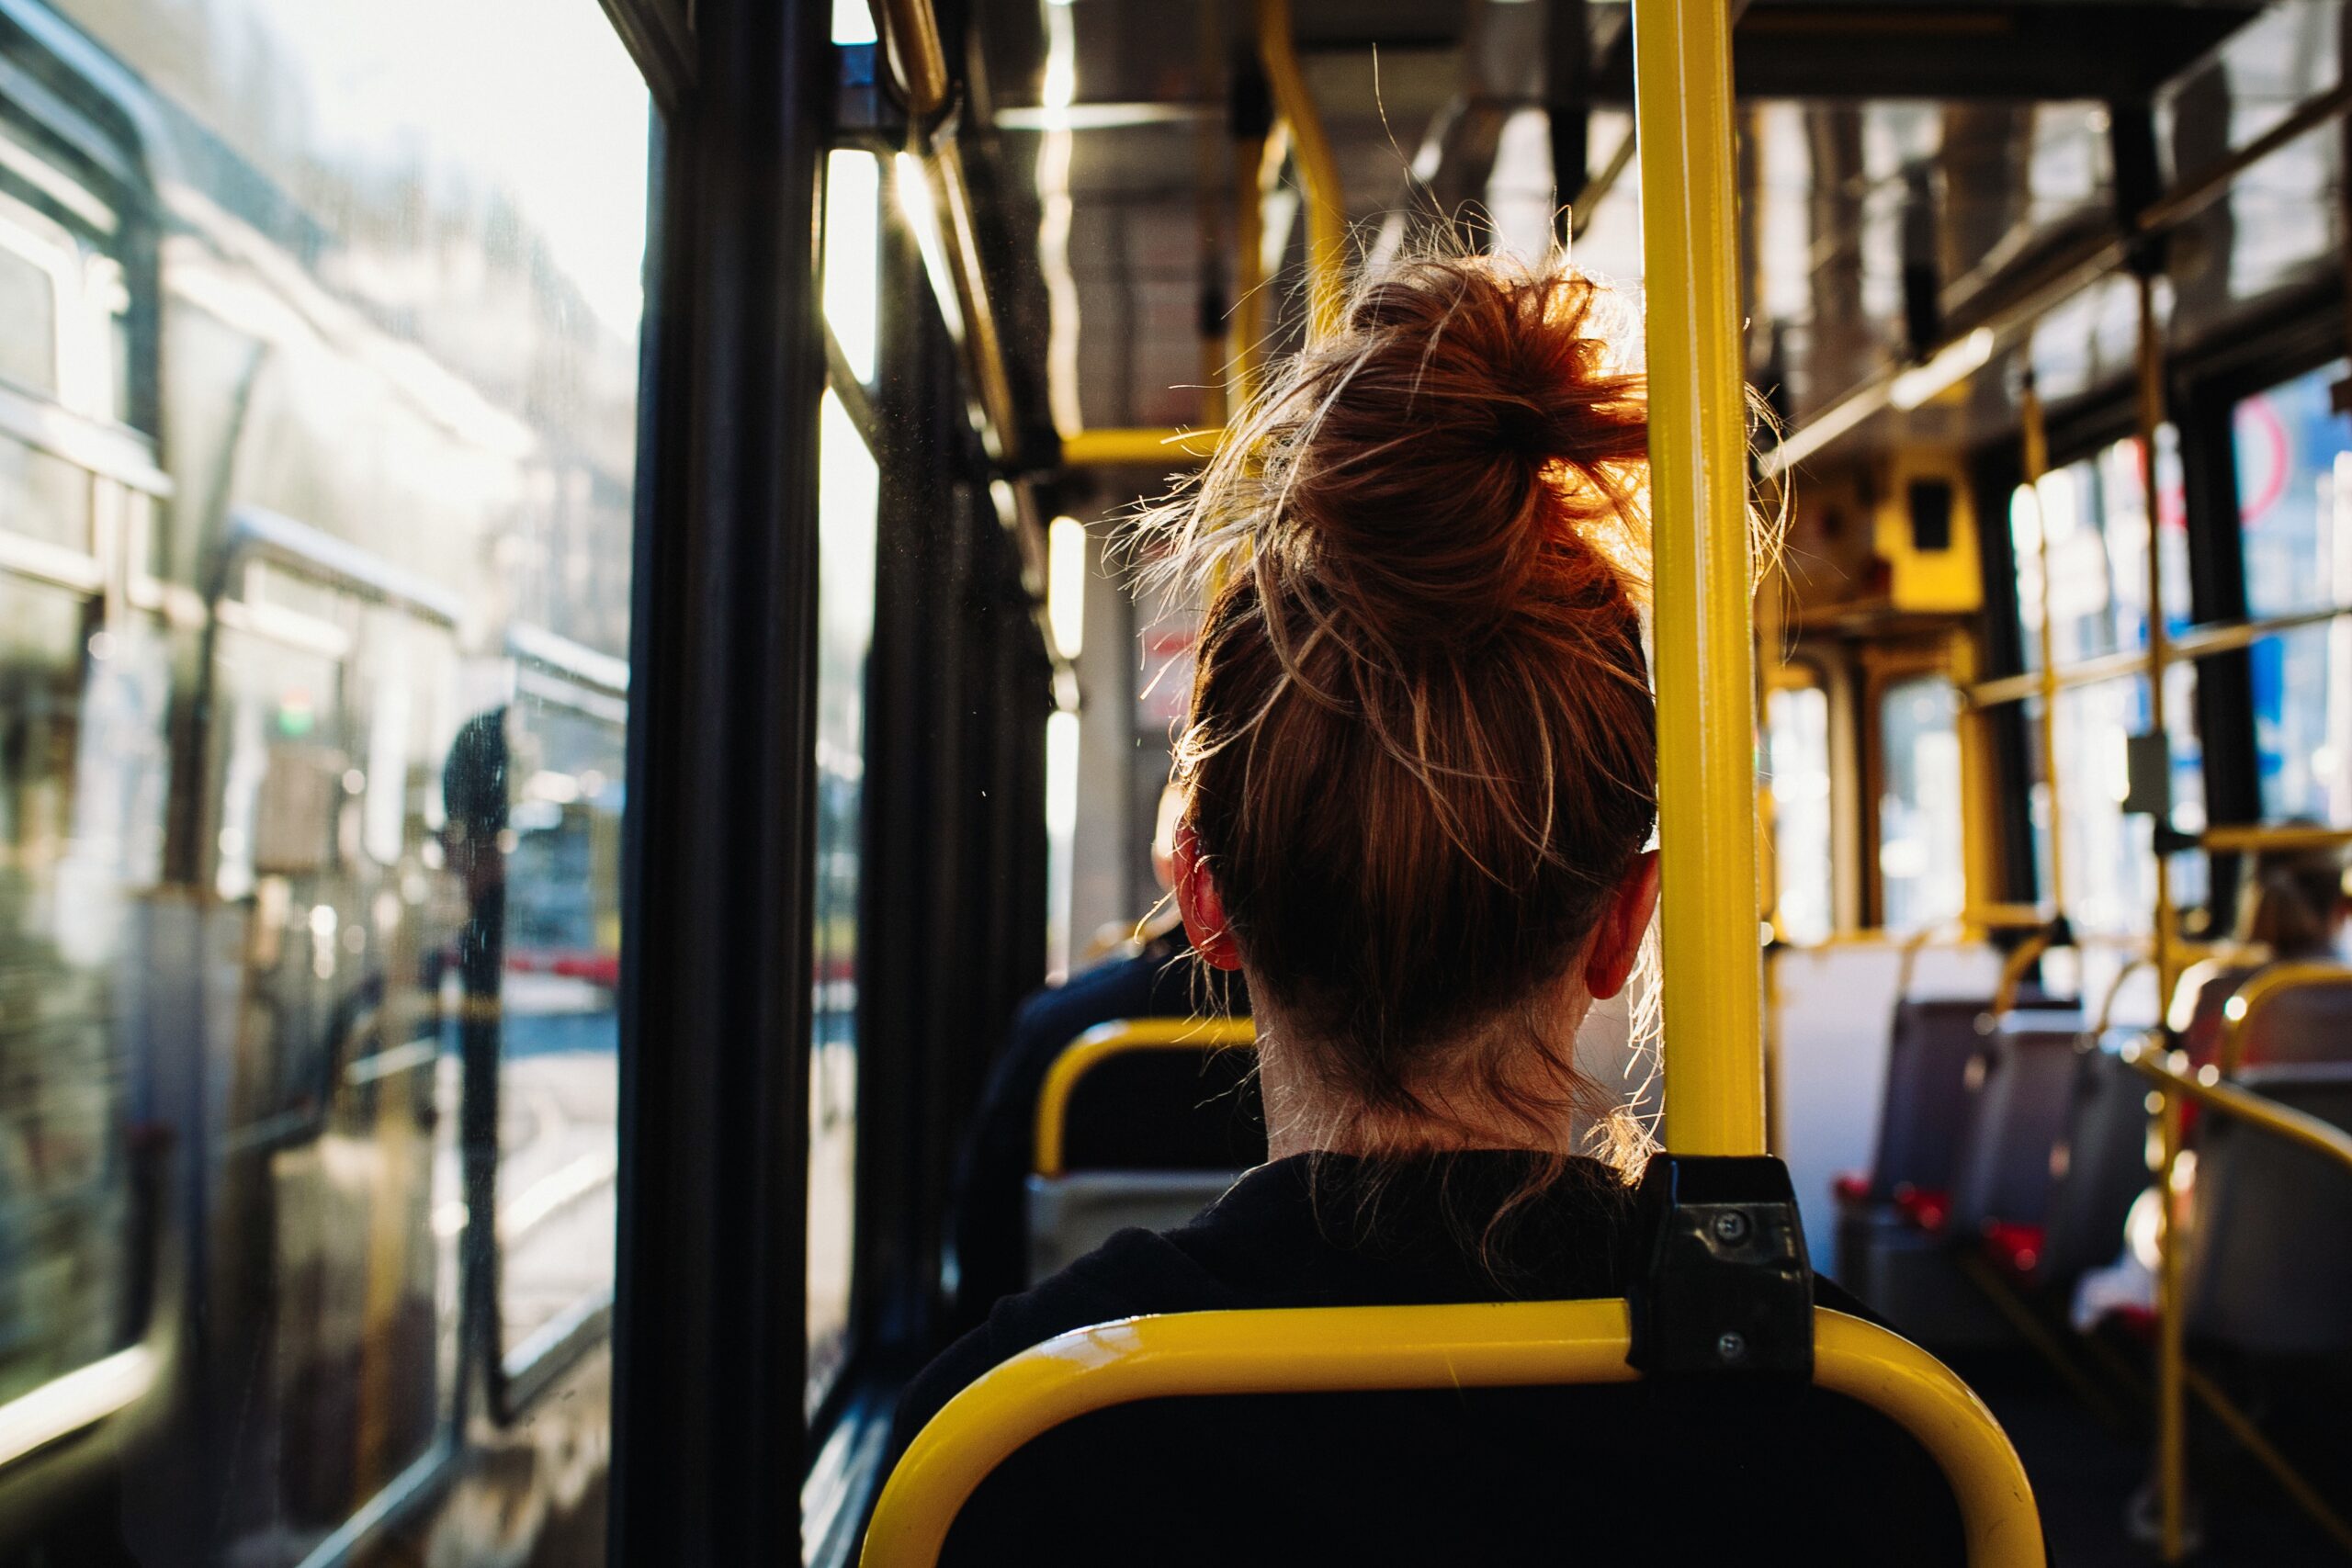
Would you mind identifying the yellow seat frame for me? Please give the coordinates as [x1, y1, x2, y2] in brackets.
[861, 4, 2044, 1563]
[1031, 1018, 1258, 1179]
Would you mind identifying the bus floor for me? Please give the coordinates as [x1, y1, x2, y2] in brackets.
[1948, 1348, 2352, 1566]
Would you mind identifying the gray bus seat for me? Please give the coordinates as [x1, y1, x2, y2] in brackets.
[1024, 1169, 1242, 1284]
[2185, 1063, 2352, 1356]
[1945, 1012, 2083, 1250]
[2028, 1033, 2152, 1290]
[2229, 969, 2352, 1071]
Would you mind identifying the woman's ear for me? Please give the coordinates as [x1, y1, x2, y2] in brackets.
[1173, 821, 1244, 972]
[1583, 851, 1660, 1000]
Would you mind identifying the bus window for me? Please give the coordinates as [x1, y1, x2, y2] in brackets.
[4, 0, 650, 1547]
[2017, 429, 2190, 670]
[0, 220, 59, 395]
[2233, 360, 2352, 822]
[0, 578, 136, 1412]
[1765, 680, 1834, 944]
[1877, 675, 1964, 933]
[807, 148, 884, 1419]
[2031, 666, 2208, 936]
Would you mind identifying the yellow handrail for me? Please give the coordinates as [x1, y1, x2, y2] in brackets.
[2199, 822, 2352, 854]
[860, 1302, 2044, 1568]
[2217, 963, 2352, 1076]
[1033, 1018, 1259, 1179]
[2120, 1034, 2352, 1562]
[1253, 0, 1346, 340]
[2120, 1040, 2352, 1172]
[1988, 923, 2065, 1018]
[1636, 0, 1761, 1157]
[1057, 427, 1224, 468]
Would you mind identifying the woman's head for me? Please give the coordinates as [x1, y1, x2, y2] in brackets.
[2242, 836, 2351, 960]
[1142, 252, 1658, 1159]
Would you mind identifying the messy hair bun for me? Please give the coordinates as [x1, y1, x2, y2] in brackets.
[1138, 251, 1657, 1156]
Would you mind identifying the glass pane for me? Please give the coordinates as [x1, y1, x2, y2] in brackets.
[1878, 676, 1964, 934]
[2233, 357, 2351, 622]
[0, 429, 93, 553]
[807, 384, 878, 1418]
[825, 151, 880, 384]
[0, 234, 57, 397]
[0, 577, 132, 1407]
[13, 0, 650, 1557]
[2018, 429, 2190, 669]
[2027, 671, 2207, 938]
[2254, 621, 2352, 822]
[494, 680, 627, 1358]
[1765, 682, 1833, 944]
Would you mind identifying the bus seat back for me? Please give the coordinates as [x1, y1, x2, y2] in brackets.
[2187, 1062, 2352, 1356]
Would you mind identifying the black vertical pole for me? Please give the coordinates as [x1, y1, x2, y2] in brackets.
[610, 0, 831, 1559]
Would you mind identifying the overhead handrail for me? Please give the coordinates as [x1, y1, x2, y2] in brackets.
[872, 0, 1023, 465]
[1252, 0, 1345, 342]
[1055, 0, 1341, 465]
[1033, 1017, 1259, 1179]
[862, 1303, 2044, 1568]
[2218, 964, 2352, 1077]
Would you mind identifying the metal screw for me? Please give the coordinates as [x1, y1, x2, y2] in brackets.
[1716, 1331, 1747, 1363]
[1711, 1210, 1750, 1245]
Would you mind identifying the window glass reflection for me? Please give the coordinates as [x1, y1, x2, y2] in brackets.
[2013, 430, 2191, 671]
[1878, 676, 1964, 934]
[2233, 360, 2352, 822]
[1766, 682, 1834, 945]
[1, 0, 648, 1557]
[808, 378, 879, 1416]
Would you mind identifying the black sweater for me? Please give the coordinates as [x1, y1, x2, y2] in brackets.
[892, 1152, 1973, 1566]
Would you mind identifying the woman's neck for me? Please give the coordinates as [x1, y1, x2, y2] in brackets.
[1250, 984, 1597, 1162]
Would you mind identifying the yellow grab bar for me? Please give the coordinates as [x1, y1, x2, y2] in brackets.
[1988, 923, 2065, 1018]
[1057, 427, 1224, 468]
[1252, 0, 1346, 340]
[1033, 1018, 1259, 1178]
[1634, 0, 1761, 1156]
[2121, 1039, 2352, 1171]
[2217, 963, 2352, 1076]
[860, 1301, 2044, 1567]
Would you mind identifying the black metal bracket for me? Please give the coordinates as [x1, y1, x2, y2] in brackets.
[1625, 1154, 1814, 1380]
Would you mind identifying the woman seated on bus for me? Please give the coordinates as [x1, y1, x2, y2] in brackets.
[2170, 835, 2350, 1066]
[886, 250, 1967, 1564]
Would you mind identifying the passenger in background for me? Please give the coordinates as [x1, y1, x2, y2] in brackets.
[946, 784, 1245, 1327]
[2171, 834, 2349, 1066]
[890, 251, 1966, 1565]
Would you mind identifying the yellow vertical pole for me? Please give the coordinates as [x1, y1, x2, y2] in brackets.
[1634, 0, 1764, 1157]
[2154, 1080, 2188, 1561]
